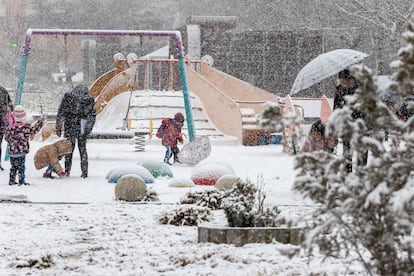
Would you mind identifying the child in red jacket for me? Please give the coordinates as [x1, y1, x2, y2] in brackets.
[156, 117, 173, 164]
[156, 113, 186, 164]
[170, 113, 186, 163]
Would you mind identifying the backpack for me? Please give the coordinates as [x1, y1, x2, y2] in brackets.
[156, 124, 167, 138]
[156, 118, 172, 138]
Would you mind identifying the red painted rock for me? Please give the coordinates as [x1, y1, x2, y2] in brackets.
[191, 162, 234, 186]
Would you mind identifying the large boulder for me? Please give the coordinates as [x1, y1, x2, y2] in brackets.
[114, 174, 147, 202]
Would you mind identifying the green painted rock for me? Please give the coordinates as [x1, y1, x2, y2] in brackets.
[139, 160, 173, 178]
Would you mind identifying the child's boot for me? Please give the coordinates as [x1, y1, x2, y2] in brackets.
[173, 155, 182, 164]
[19, 174, 29, 185]
[43, 172, 54, 178]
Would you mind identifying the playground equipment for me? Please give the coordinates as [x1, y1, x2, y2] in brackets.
[90, 53, 284, 144]
[16, 28, 196, 141]
[15, 28, 313, 152]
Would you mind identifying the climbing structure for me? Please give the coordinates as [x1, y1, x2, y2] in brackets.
[92, 53, 287, 145]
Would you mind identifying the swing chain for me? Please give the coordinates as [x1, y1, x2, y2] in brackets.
[63, 34, 74, 88]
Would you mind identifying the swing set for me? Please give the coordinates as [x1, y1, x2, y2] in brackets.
[15, 28, 196, 141]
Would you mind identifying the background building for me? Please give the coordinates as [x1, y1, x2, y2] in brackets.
[0, 0, 411, 96]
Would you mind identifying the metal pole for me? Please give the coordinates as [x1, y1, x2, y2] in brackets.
[16, 54, 28, 105]
[178, 57, 195, 141]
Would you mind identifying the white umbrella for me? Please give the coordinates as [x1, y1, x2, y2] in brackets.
[290, 49, 369, 95]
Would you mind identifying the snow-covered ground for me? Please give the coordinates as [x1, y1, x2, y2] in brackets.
[0, 137, 365, 275]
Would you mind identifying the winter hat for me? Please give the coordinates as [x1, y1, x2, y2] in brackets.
[14, 105, 26, 123]
[174, 112, 185, 122]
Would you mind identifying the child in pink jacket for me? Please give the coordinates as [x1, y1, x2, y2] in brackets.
[301, 120, 337, 153]
[5, 105, 43, 185]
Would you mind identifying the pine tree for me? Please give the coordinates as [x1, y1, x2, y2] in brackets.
[293, 18, 414, 275]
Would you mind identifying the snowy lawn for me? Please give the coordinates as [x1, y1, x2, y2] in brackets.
[0, 138, 365, 275]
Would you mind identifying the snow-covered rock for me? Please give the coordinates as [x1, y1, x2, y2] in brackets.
[215, 174, 241, 190]
[197, 160, 235, 174]
[138, 159, 173, 178]
[108, 165, 154, 184]
[114, 174, 147, 202]
[168, 177, 195, 188]
[191, 162, 235, 186]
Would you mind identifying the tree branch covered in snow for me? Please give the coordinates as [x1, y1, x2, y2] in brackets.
[258, 101, 302, 134]
[334, 0, 414, 36]
[294, 17, 414, 275]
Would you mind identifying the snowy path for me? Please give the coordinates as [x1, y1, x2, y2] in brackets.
[0, 139, 364, 274]
[0, 202, 363, 275]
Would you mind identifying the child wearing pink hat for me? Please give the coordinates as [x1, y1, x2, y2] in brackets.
[5, 105, 44, 185]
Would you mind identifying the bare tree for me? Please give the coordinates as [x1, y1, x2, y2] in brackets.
[334, 0, 414, 72]
[0, 0, 29, 87]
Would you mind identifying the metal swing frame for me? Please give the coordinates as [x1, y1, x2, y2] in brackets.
[15, 28, 196, 141]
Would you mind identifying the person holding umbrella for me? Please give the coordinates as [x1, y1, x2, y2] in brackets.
[334, 69, 360, 110]
[333, 69, 367, 173]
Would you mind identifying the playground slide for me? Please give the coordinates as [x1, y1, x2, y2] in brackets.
[92, 61, 279, 143]
[196, 62, 279, 114]
[185, 63, 243, 142]
[94, 64, 141, 114]
[89, 68, 124, 98]
[320, 95, 332, 125]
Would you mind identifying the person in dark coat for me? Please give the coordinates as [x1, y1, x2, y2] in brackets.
[399, 92, 414, 121]
[380, 90, 400, 140]
[333, 69, 366, 173]
[55, 84, 96, 178]
[0, 86, 13, 170]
